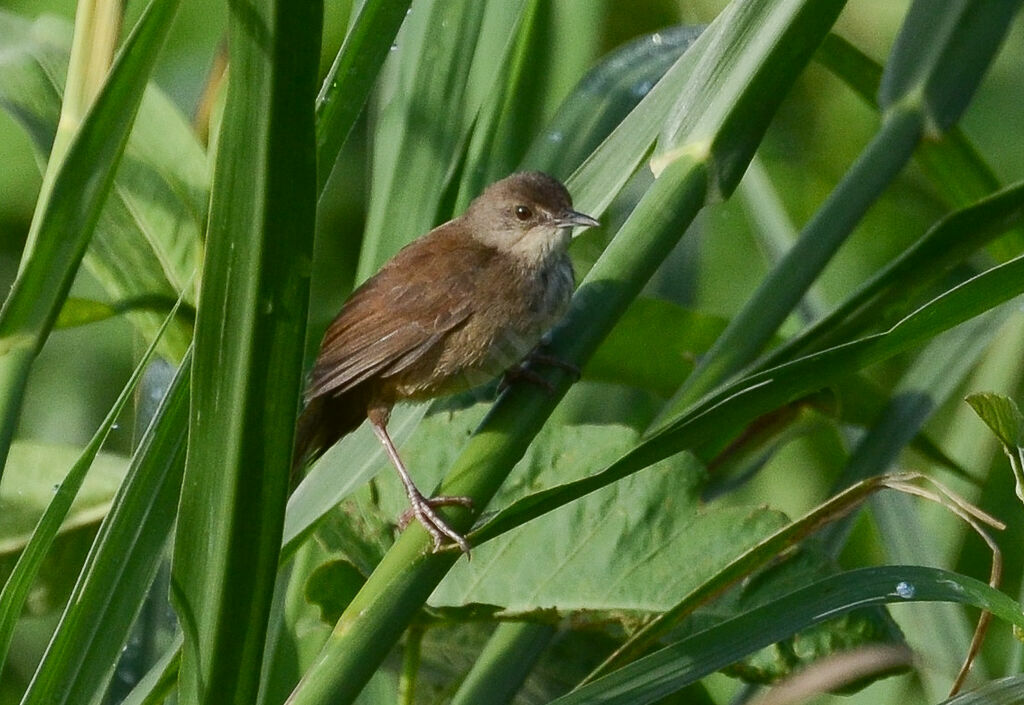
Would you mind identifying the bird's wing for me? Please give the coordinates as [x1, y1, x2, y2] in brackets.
[305, 230, 492, 401]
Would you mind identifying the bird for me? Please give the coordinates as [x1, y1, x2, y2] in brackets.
[293, 171, 599, 554]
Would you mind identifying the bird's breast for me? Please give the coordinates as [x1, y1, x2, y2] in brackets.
[391, 254, 574, 399]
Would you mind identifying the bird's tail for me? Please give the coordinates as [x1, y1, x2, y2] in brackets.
[290, 394, 365, 493]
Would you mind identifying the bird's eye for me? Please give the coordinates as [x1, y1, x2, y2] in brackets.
[514, 205, 533, 221]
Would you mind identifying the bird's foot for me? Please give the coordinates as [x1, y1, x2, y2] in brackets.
[498, 350, 580, 395]
[399, 494, 474, 555]
[499, 364, 555, 394]
[528, 351, 581, 379]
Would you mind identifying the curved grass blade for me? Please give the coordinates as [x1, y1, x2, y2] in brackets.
[757, 182, 1024, 368]
[55, 295, 196, 330]
[522, 25, 703, 180]
[582, 475, 903, 679]
[0, 294, 182, 676]
[0, 10, 203, 361]
[548, 566, 1024, 705]
[315, 0, 412, 192]
[0, 0, 182, 482]
[19, 350, 190, 705]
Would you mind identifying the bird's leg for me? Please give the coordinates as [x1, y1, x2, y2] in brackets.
[368, 407, 473, 554]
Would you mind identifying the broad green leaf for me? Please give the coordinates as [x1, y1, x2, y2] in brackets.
[547, 566, 1024, 705]
[966, 391, 1024, 503]
[0, 10, 202, 360]
[308, 399, 787, 619]
[430, 421, 786, 618]
[0, 443, 126, 560]
[169, 0, 322, 701]
[966, 392, 1024, 450]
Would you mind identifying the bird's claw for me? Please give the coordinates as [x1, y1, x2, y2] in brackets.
[399, 494, 474, 555]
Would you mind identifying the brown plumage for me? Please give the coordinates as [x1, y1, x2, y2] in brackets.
[294, 171, 599, 553]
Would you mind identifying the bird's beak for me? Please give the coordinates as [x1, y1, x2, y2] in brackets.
[555, 209, 601, 232]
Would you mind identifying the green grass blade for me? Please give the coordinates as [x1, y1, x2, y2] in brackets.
[0, 9, 205, 360]
[119, 635, 182, 705]
[582, 475, 896, 679]
[759, 181, 1024, 367]
[169, 0, 322, 701]
[940, 675, 1024, 704]
[449, 622, 556, 705]
[356, 0, 510, 278]
[656, 0, 1022, 422]
[879, 0, 1023, 131]
[472, 252, 1024, 543]
[521, 26, 702, 180]
[19, 350, 189, 705]
[315, 0, 412, 192]
[0, 296, 180, 677]
[815, 32, 1024, 255]
[547, 566, 1024, 705]
[0, 0, 182, 482]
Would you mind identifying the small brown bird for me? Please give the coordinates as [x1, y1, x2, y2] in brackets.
[294, 171, 599, 553]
